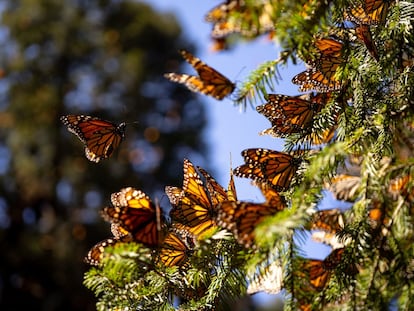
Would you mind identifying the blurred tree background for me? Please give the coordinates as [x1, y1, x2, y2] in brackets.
[0, 0, 208, 309]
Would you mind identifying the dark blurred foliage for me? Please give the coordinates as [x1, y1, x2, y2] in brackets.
[0, 0, 209, 309]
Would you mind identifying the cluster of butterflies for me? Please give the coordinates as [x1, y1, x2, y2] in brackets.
[292, 0, 393, 93]
[58, 0, 402, 305]
[84, 149, 297, 267]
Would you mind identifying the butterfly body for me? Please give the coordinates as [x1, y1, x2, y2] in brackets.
[164, 49, 235, 100]
[60, 115, 126, 162]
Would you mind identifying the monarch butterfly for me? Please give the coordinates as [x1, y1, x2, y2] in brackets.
[308, 209, 345, 234]
[355, 24, 379, 61]
[302, 247, 345, 290]
[217, 200, 286, 248]
[157, 226, 196, 267]
[60, 115, 126, 163]
[234, 148, 301, 192]
[327, 174, 361, 202]
[255, 181, 286, 209]
[314, 37, 344, 58]
[167, 159, 217, 237]
[246, 260, 283, 295]
[292, 57, 343, 93]
[257, 93, 331, 137]
[197, 166, 238, 205]
[388, 174, 413, 201]
[204, 0, 240, 23]
[164, 49, 235, 100]
[293, 37, 343, 93]
[110, 222, 129, 239]
[206, 1, 274, 39]
[101, 187, 165, 247]
[84, 238, 119, 266]
[346, 0, 393, 25]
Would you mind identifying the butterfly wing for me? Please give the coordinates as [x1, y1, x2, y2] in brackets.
[217, 200, 282, 247]
[198, 166, 228, 205]
[158, 227, 196, 267]
[164, 50, 235, 100]
[102, 187, 164, 247]
[60, 115, 125, 162]
[169, 159, 216, 237]
[347, 0, 391, 25]
[235, 148, 301, 191]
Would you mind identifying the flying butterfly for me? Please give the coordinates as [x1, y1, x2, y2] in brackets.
[60, 115, 126, 163]
[101, 187, 165, 247]
[208, 1, 275, 39]
[167, 159, 217, 237]
[217, 200, 285, 248]
[346, 0, 393, 25]
[164, 49, 235, 100]
[204, 0, 240, 23]
[234, 148, 302, 192]
[157, 225, 197, 267]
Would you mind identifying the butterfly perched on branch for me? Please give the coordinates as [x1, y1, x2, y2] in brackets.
[256, 92, 331, 137]
[205, 0, 275, 40]
[157, 225, 197, 267]
[217, 199, 286, 248]
[292, 37, 344, 93]
[164, 49, 235, 100]
[166, 159, 217, 237]
[60, 115, 126, 163]
[234, 148, 302, 192]
[101, 187, 166, 247]
[346, 0, 393, 25]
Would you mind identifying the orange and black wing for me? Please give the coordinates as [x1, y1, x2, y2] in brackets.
[198, 166, 228, 205]
[158, 227, 196, 267]
[168, 159, 216, 236]
[314, 37, 343, 58]
[257, 94, 325, 135]
[234, 148, 301, 191]
[347, 0, 392, 25]
[164, 50, 235, 100]
[60, 115, 126, 162]
[85, 238, 117, 266]
[308, 209, 344, 233]
[102, 187, 164, 247]
[292, 57, 342, 93]
[217, 200, 282, 247]
[355, 24, 379, 61]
